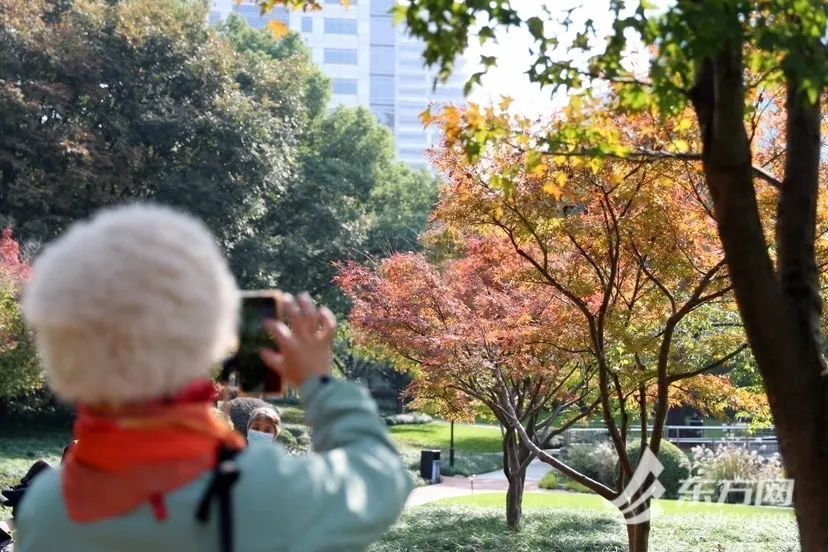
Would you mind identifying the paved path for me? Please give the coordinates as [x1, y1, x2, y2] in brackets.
[405, 458, 553, 509]
[473, 458, 553, 482]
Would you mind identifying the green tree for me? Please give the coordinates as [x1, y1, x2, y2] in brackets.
[367, 165, 439, 256]
[0, 229, 40, 401]
[231, 105, 439, 313]
[0, 0, 302, 257]
[218, 13, 330, 124]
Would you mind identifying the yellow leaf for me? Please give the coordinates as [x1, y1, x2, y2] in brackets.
[499, 96, 513, 111]
[543, 182, 562, 199]
[420, 107, 434, 127]
[677, 118, 693, 132]
[267, 20, 289, 39]
[530, 160, 547, 177]
[516, 134, 530, 147]
[555, 172, 568, 187]
[674, 139, 690, 153]
[341, 0, 351, 8]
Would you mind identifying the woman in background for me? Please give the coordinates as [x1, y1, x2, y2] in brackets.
[246, 407, 281, 444]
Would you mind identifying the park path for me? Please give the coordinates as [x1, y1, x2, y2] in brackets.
[404, 458, 552, 509]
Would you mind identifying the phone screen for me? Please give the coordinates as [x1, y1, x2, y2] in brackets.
[222, 292, 282, 397]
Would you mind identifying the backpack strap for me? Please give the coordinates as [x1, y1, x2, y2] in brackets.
[196, 445, 241, 552]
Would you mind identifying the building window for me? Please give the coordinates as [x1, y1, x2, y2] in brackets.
[370, 76, 395, 104]
[324, 18, 358, 34]
[370, 46, 395, 75]
[371, 0, 394, 15]
[370, 15, 395, 45]
[398, 73, 425, 84]
[432, 86, 464, 99]
[371, 105, 394, 129]
[323, 48, 358, 65]
[301, 17, 313, 32]
[397, 131, 426, 142]
[332, 78, 358, 95]
[399, 147, 426, 158]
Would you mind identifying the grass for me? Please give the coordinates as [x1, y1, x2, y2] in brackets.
[389, 422, 502, 454]
[390, 422, 504, 477]
[439, 492, 794, 518]
[0, 430, 69, 488]
[372, 493, 798, 551]
[0, 429, 69, 493]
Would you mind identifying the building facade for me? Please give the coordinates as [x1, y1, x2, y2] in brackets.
[209, 0, 466, 167]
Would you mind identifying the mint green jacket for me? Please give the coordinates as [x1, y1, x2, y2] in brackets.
[16, 378, 413, 551]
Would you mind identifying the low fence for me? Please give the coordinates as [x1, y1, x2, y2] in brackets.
[563, 424, 779, 455]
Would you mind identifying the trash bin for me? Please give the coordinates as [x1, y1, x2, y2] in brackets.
[420, 449, 441, 484]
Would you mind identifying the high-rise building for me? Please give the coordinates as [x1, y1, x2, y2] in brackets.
[209, 0, 467, 167]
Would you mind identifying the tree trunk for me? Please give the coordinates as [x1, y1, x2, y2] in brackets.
[501, 425, 530, 531]
[506, 469, 525, 531]
[625, 520, 650, 552]
[689, 17, 828, 550]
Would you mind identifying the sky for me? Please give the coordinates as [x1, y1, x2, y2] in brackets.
[464, 0, 662, 116]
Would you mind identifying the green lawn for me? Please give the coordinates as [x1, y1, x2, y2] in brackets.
[439, 491, 794, 518]
[390, 422, 504, 477]
[0, 430, 69, 495]
[389, 422, 502, 454]
[373, 493, 798, 551]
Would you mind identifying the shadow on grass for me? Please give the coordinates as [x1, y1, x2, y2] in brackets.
[371, 506, 625, 552]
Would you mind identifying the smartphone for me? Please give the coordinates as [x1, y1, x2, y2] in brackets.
[221, 291, 283, 397]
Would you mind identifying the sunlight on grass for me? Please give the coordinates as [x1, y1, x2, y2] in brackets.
[437, 491, 794, 518]
[389, 422, 502, 454]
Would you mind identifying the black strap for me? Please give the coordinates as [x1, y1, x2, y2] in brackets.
[196, 446, 240, 552]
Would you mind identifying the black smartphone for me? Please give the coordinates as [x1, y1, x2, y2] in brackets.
[222, 291, 283, 397]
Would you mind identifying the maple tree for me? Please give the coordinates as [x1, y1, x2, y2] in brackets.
[337, 239, 597, 530]
[420, 106, 772, 548]
[396, 2, 828, 548]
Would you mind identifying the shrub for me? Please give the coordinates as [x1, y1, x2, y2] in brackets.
[278, 406, 306, 425]
[296, 431, 312, 450]
[384, 412, 433, 426]
[439, 452, 502, 477]
[538, 470, 557, 490]
[0, 230, 41, 402]
[564, 442, 618, 487]
[283, 423, 310, 438]
[626, 440, 690, 499]
[560, 477, 592, 493]
[277, 429, 298, 448]
[563, 440, 690, 498]
[689, 444, 784, 503]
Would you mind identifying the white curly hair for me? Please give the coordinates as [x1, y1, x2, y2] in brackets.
[22, 204, 240, 405]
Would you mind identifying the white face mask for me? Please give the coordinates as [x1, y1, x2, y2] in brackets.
[247, 429, 275, 446]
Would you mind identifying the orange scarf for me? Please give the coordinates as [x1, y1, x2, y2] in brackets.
[62, 381, 245, 523]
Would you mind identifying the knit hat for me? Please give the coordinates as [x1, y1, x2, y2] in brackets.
[22, 204, 240, 405]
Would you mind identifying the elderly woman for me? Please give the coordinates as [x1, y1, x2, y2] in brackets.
[246, 407, 281, 444]
[15, 205, 412, 552]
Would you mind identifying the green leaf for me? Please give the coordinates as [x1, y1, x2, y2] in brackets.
[464, 72, 484, 95]
[526, 17, 544, 40]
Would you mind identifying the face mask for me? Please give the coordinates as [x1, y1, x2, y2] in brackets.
[247, 429, 274, 446]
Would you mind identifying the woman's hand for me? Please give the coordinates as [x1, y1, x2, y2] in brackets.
[260, 293, 336, 387]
